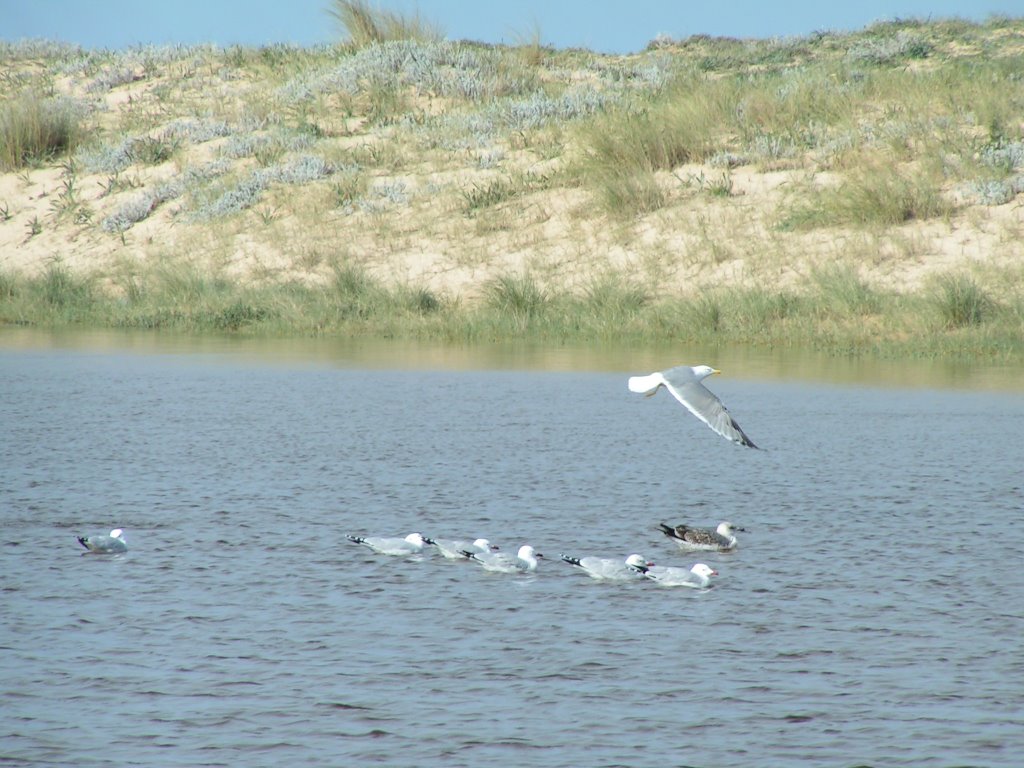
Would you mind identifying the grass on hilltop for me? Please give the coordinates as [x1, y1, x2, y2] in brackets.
[327, 0, 443, 47]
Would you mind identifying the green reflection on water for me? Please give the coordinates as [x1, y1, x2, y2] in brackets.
[2, 327, 1022, 392]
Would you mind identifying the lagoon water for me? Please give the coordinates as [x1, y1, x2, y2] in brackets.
[2, 332, 1023, 767]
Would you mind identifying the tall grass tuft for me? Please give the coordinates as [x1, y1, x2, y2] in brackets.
[483, 272, 548, 326]
[0, 93, 84, 171]
[681, 293, 723, 333]
[398, 285, 444, 315]
[581, 275, 649, 318]
[568, 275, 650, 335]
[38, 261, 92, 309]
[588, 166, 666, 217]
[782, 164, 952, 229]
[327, 263, 387, 319]
[809, 263, 882, 315]
[578, 75, 733, 216]
[722, 287, 802, 335]
[933, 273, 991, 328]
[328, 0, 443, 47]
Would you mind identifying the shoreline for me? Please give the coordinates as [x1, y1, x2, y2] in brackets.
[1, 261, 1021, 362]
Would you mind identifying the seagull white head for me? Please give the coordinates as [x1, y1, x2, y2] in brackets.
[691, 364, 721, 379]
[691, 563, 718, 578]
[717, 522, 745, 536]
[517, 545, 543, 562]
[473, 538, 498, 551]
[405, 533, 426, 546]
[625, 553, 653, 571]
[109, 528, 124, 539]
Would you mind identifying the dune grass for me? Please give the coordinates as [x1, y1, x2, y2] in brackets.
[780, 164, 953, 230]
[2, 261, 1022, 360]
[576, 74, 734, 216]
[932, 273, 992, 329]
[0, 92, 84, 171]
[327, 0, 443, 47]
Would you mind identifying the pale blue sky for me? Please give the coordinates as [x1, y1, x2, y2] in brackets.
[3, 0, 1023, 53]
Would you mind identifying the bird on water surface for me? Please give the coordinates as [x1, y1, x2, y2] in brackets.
[642, 562, 718, 588]
[77, 528, 127, 554]
[346, 532, 428, 556]
[659, 521, 746, 552]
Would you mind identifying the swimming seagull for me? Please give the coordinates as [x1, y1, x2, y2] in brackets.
[628, 364, 758, 448]
[462, 544, 543, 573]
[77, 528, 127, 554]
[345, 532, 428, 556]
[560, 552, 654, 581]
[659, 521, 746, 552]
[424, 536, 499, 560]
[643, 562, 718, 588]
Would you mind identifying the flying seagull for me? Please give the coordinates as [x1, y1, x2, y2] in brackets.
[77, 528, 127, 554]
[628, 364, 758, 448]
[659, 521, 745, 552]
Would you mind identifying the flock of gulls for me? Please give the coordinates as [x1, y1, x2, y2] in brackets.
[76, 364, 758, 590]
[344, 522, 740, 589]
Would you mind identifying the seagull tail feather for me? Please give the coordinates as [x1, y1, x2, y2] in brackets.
[627, 373, 663, 396]
[76, 536, 90, 550]
[560, 554, 582, 567]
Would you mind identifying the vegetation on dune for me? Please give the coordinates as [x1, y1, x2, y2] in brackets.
[0, 93, 84, 171]
[1, 12, 1023, 359]
[2, 259, 1023, 360]
[327, 0, 443, 48]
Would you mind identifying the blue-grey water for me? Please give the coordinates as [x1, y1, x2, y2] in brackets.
[2, 333, 1023, 767]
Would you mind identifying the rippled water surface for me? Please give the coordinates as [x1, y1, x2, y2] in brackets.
[3, 333, 1023, 767]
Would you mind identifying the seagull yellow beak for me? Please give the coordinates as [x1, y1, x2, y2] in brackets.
[711, 368, 721, 375]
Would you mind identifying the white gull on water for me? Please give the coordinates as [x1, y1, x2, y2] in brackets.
[560, 553, 653, 581]
[424, 536, 499, 559]
[659, 521, 745, 552]
[628, 364, 758, 448]
[643, 562, 718, 588]
[463, 544, 543, 573]
[346, 532, 428, 556]
[77, 528, 127, 554]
